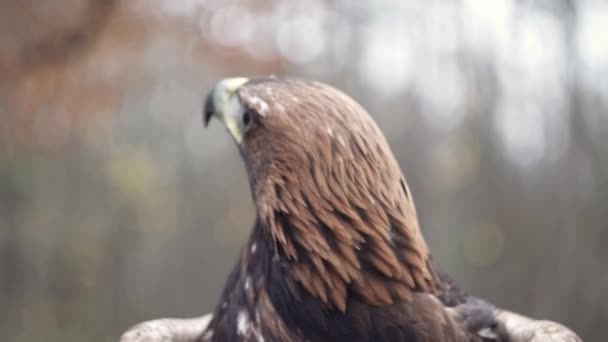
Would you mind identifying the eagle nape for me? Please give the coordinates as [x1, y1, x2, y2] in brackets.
[122, 77, 581, 342]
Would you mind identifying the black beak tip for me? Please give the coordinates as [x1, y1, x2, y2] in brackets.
[203, 89, 215, 127]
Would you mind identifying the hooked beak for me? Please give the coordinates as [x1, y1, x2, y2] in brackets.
[203, 77, 249, 143]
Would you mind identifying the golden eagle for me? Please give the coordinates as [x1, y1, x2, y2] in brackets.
[121, 77, 581, 342]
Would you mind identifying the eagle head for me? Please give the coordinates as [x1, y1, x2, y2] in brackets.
[204, 77, 434, 311]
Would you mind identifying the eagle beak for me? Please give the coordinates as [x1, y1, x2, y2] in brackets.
[204, 77, 249, 144]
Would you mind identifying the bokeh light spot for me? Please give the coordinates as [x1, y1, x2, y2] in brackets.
[276, 16, 325, 65]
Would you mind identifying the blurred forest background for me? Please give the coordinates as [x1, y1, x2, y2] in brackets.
[0, 0, 606, 341]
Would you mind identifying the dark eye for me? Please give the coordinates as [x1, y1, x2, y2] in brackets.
[242, 109, 254, 130]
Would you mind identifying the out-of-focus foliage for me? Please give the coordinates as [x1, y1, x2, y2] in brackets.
[0, 0, 605, 341]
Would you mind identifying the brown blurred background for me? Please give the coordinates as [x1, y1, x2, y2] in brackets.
[0, 0, 606, 341]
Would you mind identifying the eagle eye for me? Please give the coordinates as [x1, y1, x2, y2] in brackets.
[242, 108, 255, 131]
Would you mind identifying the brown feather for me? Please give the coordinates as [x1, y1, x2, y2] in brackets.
[236, 79, 437, 308]
[200, 78, 511, 342]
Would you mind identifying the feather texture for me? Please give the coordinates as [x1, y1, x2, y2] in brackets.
[200, 78, 506, 341]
